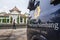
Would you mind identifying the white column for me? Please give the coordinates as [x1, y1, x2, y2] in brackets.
[26, 18, 28, 24]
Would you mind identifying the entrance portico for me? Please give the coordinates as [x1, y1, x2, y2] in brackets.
[10, 14, 18, 24]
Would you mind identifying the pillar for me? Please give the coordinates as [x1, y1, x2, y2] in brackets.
[26, 18, 28, 24]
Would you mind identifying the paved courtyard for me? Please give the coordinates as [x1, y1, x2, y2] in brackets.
[0, 28, 27, 40]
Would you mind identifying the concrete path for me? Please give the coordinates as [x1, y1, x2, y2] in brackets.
[0, 28, 27, 40]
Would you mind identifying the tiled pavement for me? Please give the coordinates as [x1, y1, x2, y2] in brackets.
[0, 28, 27, 40]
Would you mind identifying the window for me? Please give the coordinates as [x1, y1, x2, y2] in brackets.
[0, 16, 9, 23]
[0, 19, 1, 23]
[20, 17, 23, 23]
[2, 19, 6, 23]
[6, 19, 9, 23]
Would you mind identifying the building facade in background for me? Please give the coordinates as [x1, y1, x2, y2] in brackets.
[0, 6, 30, 24]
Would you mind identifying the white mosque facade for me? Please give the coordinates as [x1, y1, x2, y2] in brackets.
[0, 6, 30, 24]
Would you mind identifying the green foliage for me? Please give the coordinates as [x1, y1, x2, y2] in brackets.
[17, 16, 19, 24]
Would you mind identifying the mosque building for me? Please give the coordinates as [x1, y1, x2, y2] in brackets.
[0, 6, 30, 24]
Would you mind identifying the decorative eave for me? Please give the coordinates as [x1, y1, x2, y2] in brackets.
[9, 6, 21, 13]
[0, 12, 9, 16]
[0, 14, 9, 16]
[20, 14, 30, 18]
[0, 12, 7, 14]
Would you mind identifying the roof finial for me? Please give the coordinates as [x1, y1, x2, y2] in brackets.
[9, 6, 21, 13]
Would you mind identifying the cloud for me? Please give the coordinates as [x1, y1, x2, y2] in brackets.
[0, 0, 29, 13]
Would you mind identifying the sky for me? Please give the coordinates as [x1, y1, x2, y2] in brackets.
[0, 0, 29, 14]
